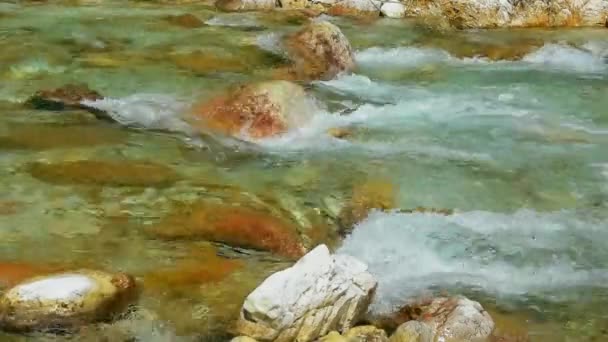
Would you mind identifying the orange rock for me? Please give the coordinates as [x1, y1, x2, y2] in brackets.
[186, 80, 311, 139]
[172, 52, 248, 75]
[339, 179, 397, 229]
[26, 160, 180, 187]
[0, 262, 62, 288]
[27, 84, 103, 111]
[151, 202, 306, 259]
[284, 21, 355, 81]
[165, 13, 205, 28]
[0, 124, 127, 150]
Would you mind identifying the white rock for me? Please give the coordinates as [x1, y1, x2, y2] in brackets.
[236, 245, 377, 342]
[381, 2, 406, 19]
[0, 270, 137, 332]
[425, 296, 494, 341]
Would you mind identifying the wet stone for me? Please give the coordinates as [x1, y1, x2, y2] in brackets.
[26, 84, 103, 111]
[165, 13, 206, 28]
[0, 124, 127, 150]
[0, 270, 138, 332]
[26, 160, 180, 187]
[149, 201, 306, 259]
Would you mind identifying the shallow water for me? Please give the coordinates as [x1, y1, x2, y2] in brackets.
[0, 1, 607, 341]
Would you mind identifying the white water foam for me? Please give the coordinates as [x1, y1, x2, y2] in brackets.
[355, 43, 608, 74]
[82, 94, 194, 133]
[338, 210, 608, 314]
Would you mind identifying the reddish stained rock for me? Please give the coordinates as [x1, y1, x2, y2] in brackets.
[150, 202, 306, 259]
[26, 160, 179, 187]
[284, 21, 355, 81]
[27, 84, 103, 111]
[186, 80, 312, 139]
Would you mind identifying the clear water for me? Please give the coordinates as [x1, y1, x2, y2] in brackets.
[0, 1, 607, 341]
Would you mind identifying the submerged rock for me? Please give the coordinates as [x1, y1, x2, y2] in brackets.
[284, 21, 355, 80]
[0, 270, 137, 332]
[165, 13, 205, 28]
[0, 124, 127, 150]
[339, 179, 397, 231]
[26, 160, 180, 187]
[26, 84, 105, 115]
[150, 202, 306, 259]
[187, 80, 314, 139]
[388, 296, 495, 342]
[235, 245, 377, 341]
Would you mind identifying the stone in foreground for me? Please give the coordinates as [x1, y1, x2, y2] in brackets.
[0, 270, 138, 332]
[344, 325, 389, 341]
[235, 244, 377, 341]
[285, 21, 355, 81]
[389, 296, 494, 342]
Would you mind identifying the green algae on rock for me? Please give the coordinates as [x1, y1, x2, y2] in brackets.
[0, 124, 128, 150]
[26, 160, 180, 187]
[0, 270, 138, 332]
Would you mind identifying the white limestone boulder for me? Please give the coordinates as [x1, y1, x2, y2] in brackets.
[235, 244, 377, 342]
[380, 2, 406, 19]
[0, 270, 138, 332]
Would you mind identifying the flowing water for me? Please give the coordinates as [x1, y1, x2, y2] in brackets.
[1, 1, 607, 341]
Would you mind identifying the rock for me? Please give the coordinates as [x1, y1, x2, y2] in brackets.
[388, 297, 494, 342]
[344, 325, 389, 341]
[235, 245, 377, 341]
[422, 296, 494, 341]
[0, 124, 127, 150]
[165, 13, 205, 28]
[284, 21, 355, 80]
[430, 0, 608, 29]
[389, 321, 433, 342]
[26, 84, 103, 112]
[186, 80, 314, 139]
[380, 2, 406, 19]
[150, 202, 306, 259]
[339, 179, 397, 231]
[215, 0, 276, 12]
[26, 160, 180, 187]
[232, 337, 259, 342]
[0, 270, 137, 332]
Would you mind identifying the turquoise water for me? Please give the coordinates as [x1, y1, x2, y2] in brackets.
[0, 1, 607, 341]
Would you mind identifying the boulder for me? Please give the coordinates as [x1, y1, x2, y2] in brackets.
[388, 296, 494, 342]
[0, 270, 137, 332]
[231, 336, 259, 342]
[388, 321, 433, 342]
[235, 245, 377, 341]
[326, 0, 382, 17]
[186, 80, 315, 139]
[215, 0, 276, 12]
[380, 2, 406, 19]
[284, 21, 355, 80]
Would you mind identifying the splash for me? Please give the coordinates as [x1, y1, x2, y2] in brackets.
[82, 94, 193, 133]
[338, 210, 608, 314]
